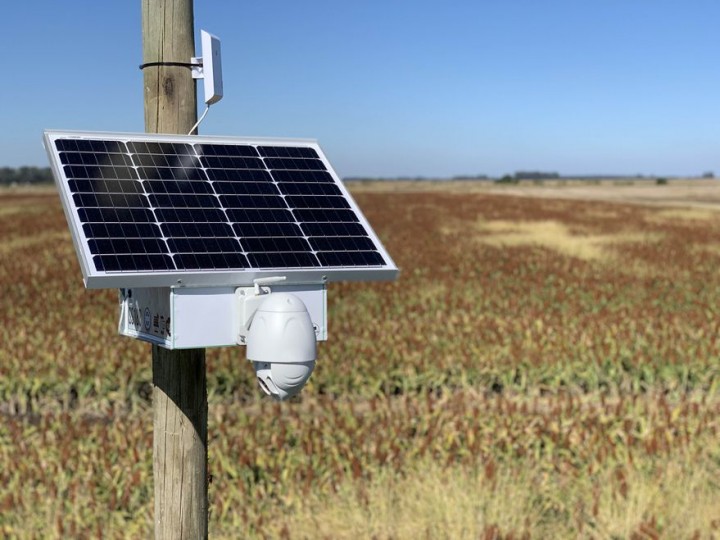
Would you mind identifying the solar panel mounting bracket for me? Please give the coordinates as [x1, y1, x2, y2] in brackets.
[253, 276, 286, 295]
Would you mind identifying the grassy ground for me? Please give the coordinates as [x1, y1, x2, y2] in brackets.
[1, 183, 720, 538]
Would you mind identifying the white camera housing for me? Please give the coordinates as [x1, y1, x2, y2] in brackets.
[237, 283, 318, 401]
[247, 293, 316, 400]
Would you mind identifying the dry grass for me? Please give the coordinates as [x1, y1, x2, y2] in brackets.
[0, 230, 70, 254]
[441, 218, 662, 262]
[475, 220, 660, 262]
[243, 445, 720, 539]
[349, 178, 720, 211]
[645, 208, 720, 223]
[2, 185, 720, 538]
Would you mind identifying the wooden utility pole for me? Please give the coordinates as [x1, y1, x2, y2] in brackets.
[141, 1, 208, 538]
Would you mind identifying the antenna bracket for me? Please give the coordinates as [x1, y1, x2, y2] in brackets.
[190, 57, 204, 79]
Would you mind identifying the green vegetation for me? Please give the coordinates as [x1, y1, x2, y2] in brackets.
[514, 170, 559, 180]
[494, 174, 518, 184]
[1, 187, 719, 538]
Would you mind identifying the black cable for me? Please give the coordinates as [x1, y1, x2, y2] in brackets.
[138, 61, 201, 70]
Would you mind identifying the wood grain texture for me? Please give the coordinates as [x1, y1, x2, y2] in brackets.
[142, 0, 198, 135]
[142, 0, 208, 538]
[152, 345, 208, 540]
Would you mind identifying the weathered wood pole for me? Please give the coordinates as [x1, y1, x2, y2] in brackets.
[141, 0, 208, 538]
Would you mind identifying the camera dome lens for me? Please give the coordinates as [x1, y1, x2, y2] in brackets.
[253, 361, 315, 401]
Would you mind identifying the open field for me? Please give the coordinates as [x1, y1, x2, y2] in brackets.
[1, 182, 720, 538]
[351, 178, 720, 209]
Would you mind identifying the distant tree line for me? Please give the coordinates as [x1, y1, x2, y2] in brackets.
[494, 171, 559, 184]
[514, 171, 560, 180]
[451, 174, 488, 180]
[0, 167, 53, 185]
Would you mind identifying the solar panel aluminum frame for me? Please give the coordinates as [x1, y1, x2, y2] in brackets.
[43, 130, 398, 289]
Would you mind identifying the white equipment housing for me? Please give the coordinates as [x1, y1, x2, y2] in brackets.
[119, 284, 326, 349]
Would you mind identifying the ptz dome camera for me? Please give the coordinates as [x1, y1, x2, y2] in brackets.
[245, 292, 317, 401]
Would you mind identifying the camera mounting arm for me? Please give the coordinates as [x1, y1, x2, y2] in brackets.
[235, 276, 287, 344]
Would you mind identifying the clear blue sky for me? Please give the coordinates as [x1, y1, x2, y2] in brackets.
[2, 1, 719, 178]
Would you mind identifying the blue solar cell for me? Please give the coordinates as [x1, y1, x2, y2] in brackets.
[219, 194, 286, 209]
[257, 146, 318, 159]
[226, 208, 295, 223]
[149, 194, 220, 208]
[60, 151, 133, 167]
[144, 180, 214, 195]
[195, 143, 259, 157]
[213, 181, 279, 195]
[138, 166, 207, 181]
[277, 182, 341, 196]
[264, 157, 326, 171]
[88, 238, 167, 255]
[161, 222, 235, 238]
[316, 251, 385, 266]
[284, 195, 350, 209]
[168, 237, 241, 254]
[232, 222, 303, 238]
[83, 222, 162, 239]
[247, 252, 320, 268]
[73, 192, 146, 208]
[155, 207, 227, 223]
[94, 253, 175, 271]
[293, 208, 358, 222]
[309, 236, 376, 252]
[78, 207, 155, 223]
[64, 165, 138, 180]
[201, 155, 265, 169]
[301, 221, 368, 237]
[205, 168, 272, 182]
[69, 179, 144, 194]
[57, 139, 126, 153]
[174, 252, 249, 270]
[271, 170, 334, 183]
[127, 141, 193, 155]
[241, 236, 312, 253]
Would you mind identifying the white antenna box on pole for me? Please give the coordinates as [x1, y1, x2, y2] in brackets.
[192, 29, 223, 105]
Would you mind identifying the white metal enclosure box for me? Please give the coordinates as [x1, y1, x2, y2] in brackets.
[118, 285, 326, 349]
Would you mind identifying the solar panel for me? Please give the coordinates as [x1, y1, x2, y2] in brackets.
[44, 131, 398, 288]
